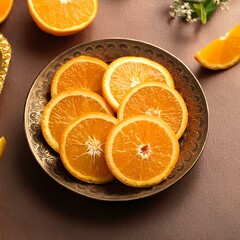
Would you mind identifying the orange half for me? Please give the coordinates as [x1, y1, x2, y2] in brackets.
[27, 0, 98, 36]
[0, 0, 14, 23]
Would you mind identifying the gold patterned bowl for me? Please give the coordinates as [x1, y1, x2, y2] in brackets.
[0, 33, 11, 93]
[24, 38, 209, 201]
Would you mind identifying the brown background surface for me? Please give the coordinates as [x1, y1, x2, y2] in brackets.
[1, 1, 240, 239]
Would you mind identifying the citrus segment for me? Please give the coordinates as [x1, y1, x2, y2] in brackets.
[118, 82, 188, 139]
[41, 90, 113, 152]
[0, 136, 6, 159]
[60, 113, 118, 184]
[105, 115, 179, 188]
[102, 56, 174, 112]
[194, 24, 240, 69]
[27, 0, 98, 36]
[0, 0, 14, 23]
[51, 55, 108, 97]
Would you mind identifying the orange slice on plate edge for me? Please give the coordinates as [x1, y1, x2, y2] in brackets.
[51, 55, 108, 98]
[0, 0, 14, 23]
[59, 112, 118, 184]
[41, 89, 113, 153]
[0, 136, 7, 159]
[194, 24, 240, 70]
[102, 56, 174, 112]
[117, 82, 188, 139]
[105, 115, 180, 188]
[27, 0, 98, 36]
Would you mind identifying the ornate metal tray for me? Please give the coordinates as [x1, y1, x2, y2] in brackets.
[0, 33, 11, 93]
[24, 38, 209, 201]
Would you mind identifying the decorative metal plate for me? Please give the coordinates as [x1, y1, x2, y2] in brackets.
[0, 33, 11, 93]
[24, 38, 209, 201]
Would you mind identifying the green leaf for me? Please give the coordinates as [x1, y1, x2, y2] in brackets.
[176, 0, 222, 24]
[193, 3, 207, 24]
[204, 0, 217, 10]
[203, 0, 218, 18]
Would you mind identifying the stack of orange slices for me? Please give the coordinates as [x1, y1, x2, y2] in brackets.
[41, 55, 188, 188]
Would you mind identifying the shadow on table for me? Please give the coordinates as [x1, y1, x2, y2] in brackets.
[21, 15, 97, 63]
[18, 134, 201, 226]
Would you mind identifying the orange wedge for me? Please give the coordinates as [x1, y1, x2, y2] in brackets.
[51, 55, 108, 98]
[105, 115, 179, 188]
[118, 82, 188, 139]
[0, 0, 14, 23]
[102, 56, 174, 112]
[60, 113, 118, 184]
[41, 90, 113, 152]
[27, 0, 98, 36]
[0, 136, 6, 159]
[194, 24, 240, 70]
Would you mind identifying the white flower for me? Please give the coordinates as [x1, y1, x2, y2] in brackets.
[169, 0, 230, 24]
[220, 1, 230, 10]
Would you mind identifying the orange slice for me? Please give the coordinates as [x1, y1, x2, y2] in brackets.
[118, 82, 188, 139]
[0, 0, 14, 23]
[105, 115, 179, 188]
[51, 55, 108, 98]
[194, 24, 240, 70]
[27, 0, 98, 36]
[41, 90, 113, 152]
[0, 136, 6, 159]
[102, 56, 174, 112]
[60, 113, 118, 184]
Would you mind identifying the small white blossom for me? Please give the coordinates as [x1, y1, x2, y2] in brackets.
[169, 0, 230, 23]
[220, 1, 229, 10]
